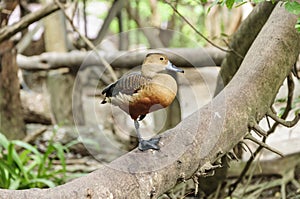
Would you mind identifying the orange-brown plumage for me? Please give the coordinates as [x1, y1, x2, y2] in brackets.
[101, 53, 184, 151]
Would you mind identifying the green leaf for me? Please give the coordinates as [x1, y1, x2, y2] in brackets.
[285, 1, 300, 15]
[24, 178, 56, 188]
[7, 143, 14, 166]
[9, 179, 20, 190]
[0, 133, 9, 149]
[12, 140, 40, 156]
[252, 0, 265, 3]
[226, 0, 234, 9]
[53, 143, 66, 173]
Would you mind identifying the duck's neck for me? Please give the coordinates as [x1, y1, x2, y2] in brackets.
[141, 64, 165, 78]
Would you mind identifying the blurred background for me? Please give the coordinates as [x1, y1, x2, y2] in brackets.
[1, 0, 300, 198]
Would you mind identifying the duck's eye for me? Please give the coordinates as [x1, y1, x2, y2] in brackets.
[160, 57, 164, 61]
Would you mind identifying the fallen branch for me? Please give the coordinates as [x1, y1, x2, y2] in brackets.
[0, 4, 299, 198]
[17, 48, 226, 71]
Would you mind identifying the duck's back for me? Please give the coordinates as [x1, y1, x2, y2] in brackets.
[102, 72, 147, 97]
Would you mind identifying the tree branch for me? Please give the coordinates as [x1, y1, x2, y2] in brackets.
[17, 48, 226, 71]
[164, 0, 234, 54]
[0, 3, 60, 43]
[0, 4, 299, 198]
[267, 110, 300, 128]
[93, 0, 126, 45]
[244, 134, 283, 157]
[250, 122, 268, 137]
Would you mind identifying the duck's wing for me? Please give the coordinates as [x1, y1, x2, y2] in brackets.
[101, 72, 149, 104]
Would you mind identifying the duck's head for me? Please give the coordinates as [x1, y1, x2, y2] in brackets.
[142, 53, 184, 77]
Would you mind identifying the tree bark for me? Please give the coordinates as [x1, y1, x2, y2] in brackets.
[0, 4, 299, 198]
[0, 0, 25, 139]
[0, 41, 26, 139]
[42, 5, 85, 126]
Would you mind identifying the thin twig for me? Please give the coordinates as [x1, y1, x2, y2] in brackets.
[192, 175, 199, 196]
[239, 140, 254, 158]
[267, 111, 300, 128]
[268, 73, 295, 132]
[250, 122, 267, 137]
[229, 132, 283, 195]
[164, 0, 243, 59]
[0, 3, 60, 43]
[54, 0, 118, 82]
[228, 143, 264, 196]
[244, 134, 283, 157]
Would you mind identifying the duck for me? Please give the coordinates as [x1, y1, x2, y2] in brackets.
[101, 53, 184, 151]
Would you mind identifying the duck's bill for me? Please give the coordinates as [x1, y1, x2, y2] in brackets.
[166, 61, 184, 73]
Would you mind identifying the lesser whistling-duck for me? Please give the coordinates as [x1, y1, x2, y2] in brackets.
[101, 53, 184, 151]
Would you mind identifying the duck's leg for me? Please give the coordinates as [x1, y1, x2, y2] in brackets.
[134, 120, 160, 151]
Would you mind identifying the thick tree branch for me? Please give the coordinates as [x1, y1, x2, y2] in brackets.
[17, 48, 225, 71]
[0, 4, 299, 198]
[0, 3, 60, 43]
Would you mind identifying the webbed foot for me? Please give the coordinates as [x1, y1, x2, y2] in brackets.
[138, 137, 161, 151]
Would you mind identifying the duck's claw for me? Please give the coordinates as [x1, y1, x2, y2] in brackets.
[138, 137, 160, 151]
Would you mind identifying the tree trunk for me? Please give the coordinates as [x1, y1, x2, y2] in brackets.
[0, 41, 26, 139]
[0, 4, 298, 198]
[0, 0, 25, 139]
[43, 8, 85, 125]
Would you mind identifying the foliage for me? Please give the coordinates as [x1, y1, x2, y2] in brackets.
[0, 131, 78, 189]
[207, 0, 300, 31]
[284, 1, 300, 31]
[284, 0, 300, 15]
[87, 0, 206, 47]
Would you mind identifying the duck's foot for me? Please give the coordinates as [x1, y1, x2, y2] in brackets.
[138, 137, 161, 151]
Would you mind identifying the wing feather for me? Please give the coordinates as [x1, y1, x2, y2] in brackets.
[101, 72, 149, 104]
